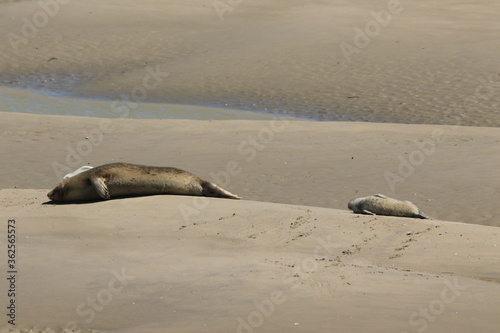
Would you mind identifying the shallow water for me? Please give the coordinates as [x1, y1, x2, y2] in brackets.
[0, 86, 300, 121]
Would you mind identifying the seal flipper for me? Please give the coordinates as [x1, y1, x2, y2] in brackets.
[90, 176, 111, 199]
[415, 210, 430, 219]
[201, 181, 241, 199]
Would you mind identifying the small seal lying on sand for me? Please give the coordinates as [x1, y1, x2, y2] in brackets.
[48, 162, 241, 202]
[348, 194, 429, 219]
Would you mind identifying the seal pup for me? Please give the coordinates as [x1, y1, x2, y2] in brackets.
[48, 162, 241, 202]
[348, 194, 429, 219]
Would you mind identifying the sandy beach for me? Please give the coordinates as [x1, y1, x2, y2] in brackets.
[1, 0, 500, 332]
[1, 0, 500, 124]
[2, 111, 500, 226]
[1, 113, 500, 332]
[2, 190, 500, 333]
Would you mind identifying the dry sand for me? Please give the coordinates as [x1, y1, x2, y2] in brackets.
[1, 0, 500, 124]
[2, 111, 500, 226]
[1, 112, 500, 332]
[1, 0, 500, 332]
[1, 190, 500, 333]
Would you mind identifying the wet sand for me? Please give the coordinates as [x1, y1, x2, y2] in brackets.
[1, 0, 500, 124]
[0, 86, 295, 120]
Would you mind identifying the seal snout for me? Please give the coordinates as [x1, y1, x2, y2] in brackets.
[47, 189, 55, 201]
[47, 184, 63, 201]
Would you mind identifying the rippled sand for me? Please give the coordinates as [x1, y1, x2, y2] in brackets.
[1, 0, 500, 124]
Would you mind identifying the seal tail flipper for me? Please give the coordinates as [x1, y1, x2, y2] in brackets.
[201, 181, 241, 199]
[415, 210, 430, 219]
[90, 176, 111, 199]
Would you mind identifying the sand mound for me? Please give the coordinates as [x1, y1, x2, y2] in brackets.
[1, 189, 499, 332]
[2, 112, 500, 226]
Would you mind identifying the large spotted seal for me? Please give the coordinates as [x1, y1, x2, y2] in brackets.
[348, 194, 429, 219]
[48, 162, 241, 202]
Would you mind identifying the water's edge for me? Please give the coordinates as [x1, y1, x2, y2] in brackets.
[0, 86, 306, 121]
